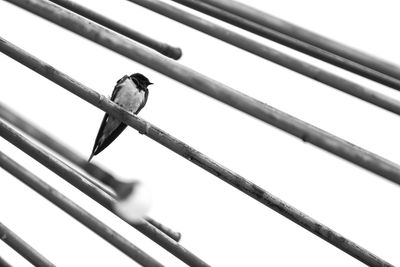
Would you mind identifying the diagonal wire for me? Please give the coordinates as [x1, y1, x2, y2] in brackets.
[0, 37, 393, 266]
[0, 151, 164, 267]
[0, 221, 55, 267]
[0, 122, 209, 267]
[47, 0, 181, 59]
[0, 255, 13, 267]
[0, 101, 181, 242]
[199, 0, 400, 84]
[1, 1, 400, 186]
[124, 0, 400, 117]
[170, 0, 400, 90]
[8, 0, 400, 118]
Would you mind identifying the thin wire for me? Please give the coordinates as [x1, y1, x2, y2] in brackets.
[171, 0, 400, 90]
[126, 0, 400, 117]
[0, 151, 164, 267]
[200, 0, 400, 84]
[1, 3, 400, 186]
[0, 101, 181, 242]
[0, 36, 393, 266]
[48, 0, 182, 59]
[0, 222, 55, 267]
[0, 120, 210, 267]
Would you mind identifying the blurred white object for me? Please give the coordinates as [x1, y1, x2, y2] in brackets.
[113, 181, 152, 223]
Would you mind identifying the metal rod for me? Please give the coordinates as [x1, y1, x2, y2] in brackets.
[0, 102, 181, 242]
[47, 0, 181, 59]
[200, 0, 400, 85]
[0, 255, 13, 267]
[171, 0, 400, 90]
[6, 0, 400, 117]
[145, 218, 181, 241]
[2, 0, 400, 185]
[0, 152, 164, 267]
[0, 38, 394, 267]
[125, 0, 400, 117]
[0, 122, 209, 267]
[0, 222, 55, 267]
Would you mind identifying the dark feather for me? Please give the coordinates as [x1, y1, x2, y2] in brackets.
[129, 74, 149, 114]
[88, 76, 130, 161]
[89, 120, 127, 160]
[112, 75, 129, 100]
[88, 74, 151, 161]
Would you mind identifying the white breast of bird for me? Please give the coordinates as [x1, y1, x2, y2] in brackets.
[114, 77, 145, 114]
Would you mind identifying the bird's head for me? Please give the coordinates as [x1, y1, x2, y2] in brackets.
[130, 73, 153, 87]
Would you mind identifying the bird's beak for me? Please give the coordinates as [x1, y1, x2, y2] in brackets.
[149, 82, 154, 85]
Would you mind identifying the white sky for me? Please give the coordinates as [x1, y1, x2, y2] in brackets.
[1, 0, 400, 266]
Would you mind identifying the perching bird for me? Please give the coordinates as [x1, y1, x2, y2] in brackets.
[88, 73, 153, 161]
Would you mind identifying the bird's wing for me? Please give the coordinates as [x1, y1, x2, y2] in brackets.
[89, 117, 127, 159]
[135, 89, 149, 115]
[111, 75, 129, 100]
[89, 76, 130, 160]
[129, 75, 149, 115]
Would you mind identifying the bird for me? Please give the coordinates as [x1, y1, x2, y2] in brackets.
[88, 73, 153, 161]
